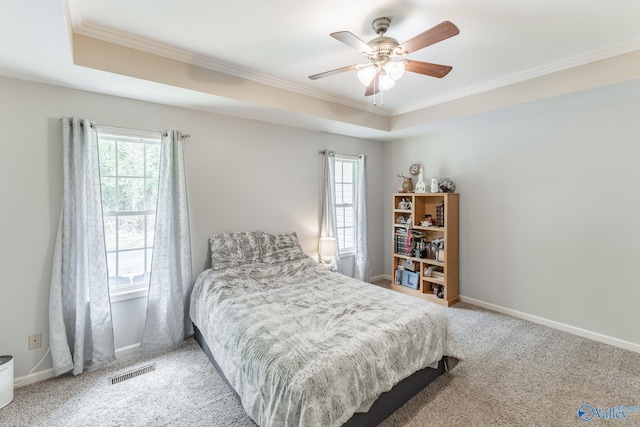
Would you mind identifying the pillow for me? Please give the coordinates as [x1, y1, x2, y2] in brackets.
[258, 231, 308, 264]
[209, 231, 261, 270]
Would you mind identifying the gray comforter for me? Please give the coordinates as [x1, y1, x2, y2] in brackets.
[190, 257, 461, 427]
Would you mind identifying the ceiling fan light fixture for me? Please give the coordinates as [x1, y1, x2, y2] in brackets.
[357, 66, 377, 86]
[384, 61, 405, 81]
[379, 74, 396, 90]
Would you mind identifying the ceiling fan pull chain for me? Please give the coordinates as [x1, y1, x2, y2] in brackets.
[373, 76, 377, 106]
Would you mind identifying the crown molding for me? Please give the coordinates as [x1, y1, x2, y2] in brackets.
[66, 0, 85, 33]
[65, 0, 640, 119]
[393, 39, 640, 115]
[72, 22, 395, 117]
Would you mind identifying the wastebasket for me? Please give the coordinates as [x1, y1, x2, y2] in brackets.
[0, 355, 13, 409]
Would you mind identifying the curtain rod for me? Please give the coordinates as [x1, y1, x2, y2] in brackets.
[59, 118, 190, 140]
[319, 149, 358, 159]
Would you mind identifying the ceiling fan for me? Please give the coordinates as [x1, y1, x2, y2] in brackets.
[309, 17, 460, 97]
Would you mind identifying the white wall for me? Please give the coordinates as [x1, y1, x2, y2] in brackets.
[0, 77, 385, 380]
[6, 71, 637, 383]
[384, 79, 640, 348]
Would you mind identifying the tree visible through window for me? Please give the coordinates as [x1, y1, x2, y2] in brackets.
[335, 157, 356, 252]
[98, 130, 161, 293]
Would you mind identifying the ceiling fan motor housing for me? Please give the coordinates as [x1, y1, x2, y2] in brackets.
[372, 17, 391, 35]
[368, 36, 399, 64]
[367, 18, 402, 66]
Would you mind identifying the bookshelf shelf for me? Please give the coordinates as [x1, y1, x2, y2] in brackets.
[422, 276, 445, 285]
[413, 225, 446, 232]
[392, 253, 445, 268]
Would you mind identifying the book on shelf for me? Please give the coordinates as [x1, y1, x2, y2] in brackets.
[394, 233, 410, 256]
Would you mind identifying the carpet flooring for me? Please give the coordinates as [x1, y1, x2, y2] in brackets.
[2, 301, 639, 427]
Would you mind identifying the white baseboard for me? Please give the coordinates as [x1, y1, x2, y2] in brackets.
[115, 343, 141, 358]
[14, 367, 55, 388]
[369, 274, 391, 283]
[14, 343, 142, 388]
[460, 295, 640, 354]
[370, 274, 393, 283]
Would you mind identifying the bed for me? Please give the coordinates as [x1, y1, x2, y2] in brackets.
[190, 231, 461, 427]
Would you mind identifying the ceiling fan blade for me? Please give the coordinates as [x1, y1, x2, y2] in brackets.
[330, 31, 373, 54]
[397, 21, 460, 55]
[308, 64, 358, 80]
[405, 60, 453, 78]
[364, 74, 380, 97]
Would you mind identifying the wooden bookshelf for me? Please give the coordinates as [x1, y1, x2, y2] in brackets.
[391, 193, 459, 306]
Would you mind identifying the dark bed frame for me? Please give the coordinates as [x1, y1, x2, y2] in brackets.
[193, 326, 448, 427]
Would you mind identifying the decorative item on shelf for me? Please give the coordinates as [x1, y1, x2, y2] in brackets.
[435, 202, 445, 227]
[438, 178, 456, 193]
[398, 173, 413, 193]
[398, 198, 411, 210]
[430, 283, 444, 299]
[420, 214, 433, 227]
[396, 215, 406, 224]
[430, 177, 440, 193]
[415, 165, 427, 193]
[412, 237, 427, 258]
[409, 163, 420, 175]
[429, 241, 436, 259]
[436, 241, 445, 262]
[319, 237, 337, 269]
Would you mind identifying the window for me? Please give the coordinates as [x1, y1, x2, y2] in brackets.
[97, 128, 161, 295]
[334, 156, 356, 252]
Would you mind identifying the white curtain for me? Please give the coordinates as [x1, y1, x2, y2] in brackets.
[354, 154, 370, 282]
[320, 151, 342, 273]
[49, 117, 115, 376]
[141, 131, 192, 351]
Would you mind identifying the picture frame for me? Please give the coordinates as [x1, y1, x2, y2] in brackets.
[395, 268, 404, 285]
[401, 270, 419, 290]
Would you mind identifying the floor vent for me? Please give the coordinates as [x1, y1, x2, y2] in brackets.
[109, 363, 156, 385]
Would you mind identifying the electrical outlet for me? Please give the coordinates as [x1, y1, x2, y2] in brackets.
[28, 333, 41, 350]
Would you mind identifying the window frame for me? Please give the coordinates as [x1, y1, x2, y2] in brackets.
[97, 126, 162, 300]
[334, 155, 357, 255]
